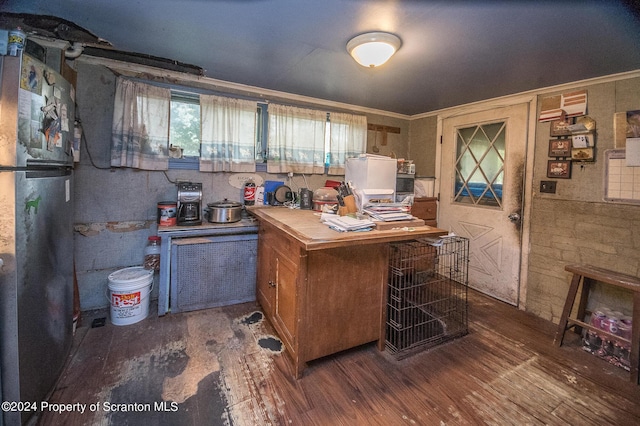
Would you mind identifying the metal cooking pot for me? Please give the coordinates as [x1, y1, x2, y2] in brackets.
[204, 199, 243, 223]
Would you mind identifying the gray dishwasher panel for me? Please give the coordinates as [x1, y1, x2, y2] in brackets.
[170, 233, 258, 313]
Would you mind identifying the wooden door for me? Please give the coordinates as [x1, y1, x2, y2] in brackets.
[439, 103, 529, 305]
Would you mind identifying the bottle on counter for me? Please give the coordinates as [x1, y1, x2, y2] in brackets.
[244, 179, 256, 206]
[143, 236, 161, 271]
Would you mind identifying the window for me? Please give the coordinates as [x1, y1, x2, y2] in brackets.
[169, 92, 201, 169]
[454, 121, 505, 207]
[262, 105, 365, 174]
[266, 103, 327, 174]
[200, 94, 258, 172]
[111, 77, 170, 170]
[325, 116, 331, 167]
[255, 104, 267, 163]
[165, 90, 364, 173]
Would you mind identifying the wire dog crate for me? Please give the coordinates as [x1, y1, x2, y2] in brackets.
[386, 236, 469, 358]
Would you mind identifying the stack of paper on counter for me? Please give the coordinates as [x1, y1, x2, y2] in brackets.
[367, 211, 414, 221]
[363, 203, 413, 221]
[320, 213, 375, 232]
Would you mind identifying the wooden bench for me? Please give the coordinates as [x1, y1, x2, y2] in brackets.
[554, 264, 640, 384]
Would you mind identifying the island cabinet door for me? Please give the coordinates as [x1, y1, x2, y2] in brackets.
[256, 227, 276, 316]
[272, 247, 299, 354]
[256, 222, 300, 361]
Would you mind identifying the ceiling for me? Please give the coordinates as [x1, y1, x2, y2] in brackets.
[2, 1, 640, 116]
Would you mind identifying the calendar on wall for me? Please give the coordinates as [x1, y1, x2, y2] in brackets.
[604, 149, 640, 203]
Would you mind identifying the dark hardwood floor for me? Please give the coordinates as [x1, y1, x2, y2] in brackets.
[38, 289, 640, 425]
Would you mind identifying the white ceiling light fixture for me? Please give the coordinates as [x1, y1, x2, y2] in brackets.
[347, 32, 402, 68]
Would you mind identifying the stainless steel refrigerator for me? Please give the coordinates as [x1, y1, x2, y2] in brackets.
[0, 53, 75, 425]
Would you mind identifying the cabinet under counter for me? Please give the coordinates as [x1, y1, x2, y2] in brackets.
[249, 207, 447, 378]
[411, 197, 438, 227]
[157, 219, 259, 315]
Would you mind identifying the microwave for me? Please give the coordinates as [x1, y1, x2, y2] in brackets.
[396, 173, 415, 193]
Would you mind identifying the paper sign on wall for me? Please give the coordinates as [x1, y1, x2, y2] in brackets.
[626, 138, 640, 167]
[572, 134, 590, 148]
[561, 90, 588, 118]
[539, 90, 588, 122]
[539, 95, 563, 122]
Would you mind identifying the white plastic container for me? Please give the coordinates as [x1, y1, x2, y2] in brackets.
[143, 236, 161, 271]
[345, 155, 397, 210]
[345, 154, 397, 192]
[107, 267, 154, 326]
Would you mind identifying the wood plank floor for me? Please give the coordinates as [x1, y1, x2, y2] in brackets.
[38, 289, 640, 425]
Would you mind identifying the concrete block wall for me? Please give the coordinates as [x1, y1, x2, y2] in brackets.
[527, 198, 639, 322]
[526, 76, 640, 323]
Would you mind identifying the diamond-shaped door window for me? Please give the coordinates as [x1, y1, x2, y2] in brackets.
[454, 121, 505, 207]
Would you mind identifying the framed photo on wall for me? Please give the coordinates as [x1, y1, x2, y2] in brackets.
[550, 117, 573, 137]
[547, 160, 572, 179]
[548, 139, 571, 157]
[571, 147, 594, 161]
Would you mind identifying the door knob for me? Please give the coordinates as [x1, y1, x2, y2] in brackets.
[508, 212, 521, 223]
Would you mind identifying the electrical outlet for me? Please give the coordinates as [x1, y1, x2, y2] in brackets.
[288, 172, 294, 177]
[540, 180, 556, 194]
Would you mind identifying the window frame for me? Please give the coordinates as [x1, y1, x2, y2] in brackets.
[255, 103, 268, 172]
[168, 91, 201, 170]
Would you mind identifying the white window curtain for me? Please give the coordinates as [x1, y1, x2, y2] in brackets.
[267, 103, 326, 174]
[200, 95, 257, 172]
[111, 77, 170, 170]
[327, 112, 367, 175]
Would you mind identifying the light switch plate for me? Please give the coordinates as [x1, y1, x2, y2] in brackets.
[540, 180, 556, 194]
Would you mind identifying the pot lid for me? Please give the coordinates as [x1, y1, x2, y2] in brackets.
[207, 199, 242, 208]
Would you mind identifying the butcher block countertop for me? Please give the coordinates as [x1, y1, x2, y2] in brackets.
[248, 206, 447, 251]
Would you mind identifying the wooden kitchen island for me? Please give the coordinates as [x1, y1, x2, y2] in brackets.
[248, 207, 447, 378]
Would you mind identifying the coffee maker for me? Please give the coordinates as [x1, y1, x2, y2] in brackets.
[177, 182, 202, 226]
